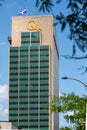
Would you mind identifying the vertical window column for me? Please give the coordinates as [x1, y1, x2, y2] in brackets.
[18, 47, 20, 126]
[9, 47, 19, 127]
[29, 46, 39, 129]
[38, 46, 40, 129]
[28, 46, 30, 129]
[19, 46, 28, 128]
[21, 32, 30, 45]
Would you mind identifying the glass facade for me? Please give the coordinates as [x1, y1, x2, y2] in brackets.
[21, 32, 40, 45]
[9, 32, 49, 130]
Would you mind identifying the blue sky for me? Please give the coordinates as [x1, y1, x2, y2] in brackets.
[0, 0, 87, 127]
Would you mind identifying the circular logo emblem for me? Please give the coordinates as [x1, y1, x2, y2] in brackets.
[26, 19, 41, 31]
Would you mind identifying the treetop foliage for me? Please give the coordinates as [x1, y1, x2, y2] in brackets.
[0, 0, 4, 6]
[51, 93, 87, 130]
[36, 0, 87, 56]
[35, 0, 54, 12]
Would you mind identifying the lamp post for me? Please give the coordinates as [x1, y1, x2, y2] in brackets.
[61, 76, 87, 130]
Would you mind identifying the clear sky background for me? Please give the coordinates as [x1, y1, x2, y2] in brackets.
[0, 0, 87, 128]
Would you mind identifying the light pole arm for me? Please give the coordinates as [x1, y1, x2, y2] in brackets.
[62, 76, 87, 87]
[68, 77, 87, 87]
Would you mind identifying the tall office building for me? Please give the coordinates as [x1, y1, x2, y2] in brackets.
[9, 15, 59, 130]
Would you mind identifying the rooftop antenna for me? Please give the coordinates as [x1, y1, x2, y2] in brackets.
[33, 10, 37, 15]
[33, 0, 37, 15]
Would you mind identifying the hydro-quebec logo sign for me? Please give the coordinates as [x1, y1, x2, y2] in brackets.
[26, 19, 41, 31]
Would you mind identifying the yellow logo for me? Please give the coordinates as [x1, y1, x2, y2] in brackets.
[26, 19, 41, 31]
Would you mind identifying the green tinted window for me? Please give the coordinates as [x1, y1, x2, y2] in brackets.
[21, 32, 30, 45]
[31, 32, 40, 45]
[21, 31, 40, 45]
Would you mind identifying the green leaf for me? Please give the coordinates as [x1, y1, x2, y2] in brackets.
[35, 0, 40, 7]
[56, 0, 61, 4]
[72, 43, 76, 56]
[76, 41, 85, 52]
[67, 0, 71, 8]
[61, 21, 66, 31]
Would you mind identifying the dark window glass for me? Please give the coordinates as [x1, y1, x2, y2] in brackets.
[30, 49, 38, 52]
[10, 56, 18, 58]
[10, 73, 18, 75]
[9, 120, 18, 122]
[10, 50, 18, 53]
[29, 126, 38, 128]
[20, 126, 28, 128]
[10, 61, 18, 64]
[20, 49, 28, 52]
[40, 126, 48, 128]
[29, 113, 48, 116]
[40, 49, 49, 51]
[9, 114, 18, 116]
[10, 67, 18, 69]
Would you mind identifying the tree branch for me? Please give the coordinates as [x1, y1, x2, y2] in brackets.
[62, 55, 87, 59]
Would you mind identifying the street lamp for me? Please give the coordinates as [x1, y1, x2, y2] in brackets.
[62, 76, 87, 87]
[61, 76, 87, 130]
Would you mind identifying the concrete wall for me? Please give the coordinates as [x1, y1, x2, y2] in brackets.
[12, 15, 54, 48]
[0, 122, 20, 130]
[53, 31, 59, 130]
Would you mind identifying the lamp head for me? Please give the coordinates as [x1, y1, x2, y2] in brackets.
[61, 76, 69, 80]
